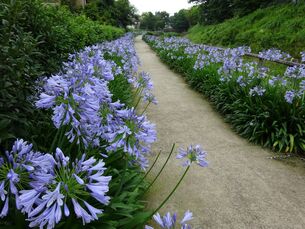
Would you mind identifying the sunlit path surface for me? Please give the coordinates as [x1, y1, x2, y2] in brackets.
[135, 36, 305, 229]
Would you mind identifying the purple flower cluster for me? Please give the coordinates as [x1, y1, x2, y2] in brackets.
[135, 71, 157, 104]
[145, 35, 305, 104]
[106, 107, 157, 169]
[249, 86, 266, 97]
[258, 48, 291, 61]
[21, 148, 111, 228]
[0, 139, 55, 218]
[145, 210, 193, 229]
[284, 90, 296, 104]
[0, 139, 111, 228]
[176, 145, 208, 167]
[36, 34, 157, 167]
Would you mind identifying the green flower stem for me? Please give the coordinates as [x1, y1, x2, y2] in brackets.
[141, 101, 151, 115]
[151, 165, 190, 217]
[142, 143, 175, 195]
[49, 111, 67, 152]
[135, 150, 161, 188]
[134, 88, 144, 109]
[57, 124, 68, 149]
[115, 155, 129, 197]
[49, 127, 62, 153]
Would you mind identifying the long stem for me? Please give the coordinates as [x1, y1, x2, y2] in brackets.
[151, 166, 190, 216]
[57, 125, 68, 149]
[115, 156, 129, 197]
[49, 111, 67, 152]
[49, 128, 61, 153]
[135, 150, 161, 188]
[142, 143, 175, 195]
[141, 101, 151, 115]
[134, 88, 144, 109]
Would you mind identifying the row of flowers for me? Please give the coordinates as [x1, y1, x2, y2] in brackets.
[144, 34, 305, 153]
[1, 33, 208, 228]
[146, 35, 305, 104]
[0, 33, 158, 228]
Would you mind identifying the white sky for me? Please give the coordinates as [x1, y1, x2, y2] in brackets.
[129, 0, 195, 15]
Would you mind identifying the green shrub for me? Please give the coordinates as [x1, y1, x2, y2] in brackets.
[0, 0, 123, 148]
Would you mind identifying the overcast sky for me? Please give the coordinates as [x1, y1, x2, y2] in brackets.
[129, 0, 195, 15]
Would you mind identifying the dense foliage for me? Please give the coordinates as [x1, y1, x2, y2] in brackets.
[139, 10, 191, 33]
[144, 35, 305, 154]
[140, 11, 170, 31]
[187, 3, 305, 58]
[83, 0, 137, 28]
[170, 10, 190, 33]
[0, 0, 123, 149]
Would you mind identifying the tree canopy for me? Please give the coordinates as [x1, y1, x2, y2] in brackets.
[82, 0, 137, 28]
[140, 11, 169, 31]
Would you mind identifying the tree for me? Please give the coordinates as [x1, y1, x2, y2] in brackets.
[113, 0, 136, 28]
[185, 6, 200, 26]
[140, 12, 157, 30]
[155, 11, 170, 30]
[170, 9, 190, 33]
[83, 0, 136, 28]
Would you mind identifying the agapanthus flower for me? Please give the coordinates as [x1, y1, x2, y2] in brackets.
[236, 76, 247, 87]
[145, 210, 193, 229]
[143, 92, 158, 105]
[0, 139, 55, 218]
[258, 48, 291, 61]
[36, 71, 112, 148]
[249, 86, 266, 96]
[177, 145, 208, 167]
[19, 148, 111, 229]
[106, 108, 156, 169]
[284, 90, 296, 104]
[135, 71, 153, 90]
[35, 33, 147, 149]
[135, 71, 157, 105]
[284, 65, 305, 79]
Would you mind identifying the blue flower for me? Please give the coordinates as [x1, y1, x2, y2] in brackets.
[18, 147, 111, 229]
[249, 86, 266, 96]
[146, 210, 194, 229]
[0, 182, 8, 218]
[284, 90, 296, 104]
[72, 198, 94, 225]
[0, 139, 55, 217]
[177, 145, 208, 167]
[236, 76, 246, 87]
[106, 107, 156, 169]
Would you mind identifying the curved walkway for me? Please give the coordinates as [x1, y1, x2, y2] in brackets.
[135, 37, 305, 229]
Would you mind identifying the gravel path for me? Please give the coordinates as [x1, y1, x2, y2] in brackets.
[135, 37, 305, 229]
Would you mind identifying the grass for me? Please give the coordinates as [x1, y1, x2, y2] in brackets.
[187, 3, 305, 58]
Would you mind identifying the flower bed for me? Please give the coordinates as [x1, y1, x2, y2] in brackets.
[144, 35, 305, 154]
[0, 33, 158, 228]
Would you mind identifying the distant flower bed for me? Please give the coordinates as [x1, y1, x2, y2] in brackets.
[144, 34, 305, 154]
